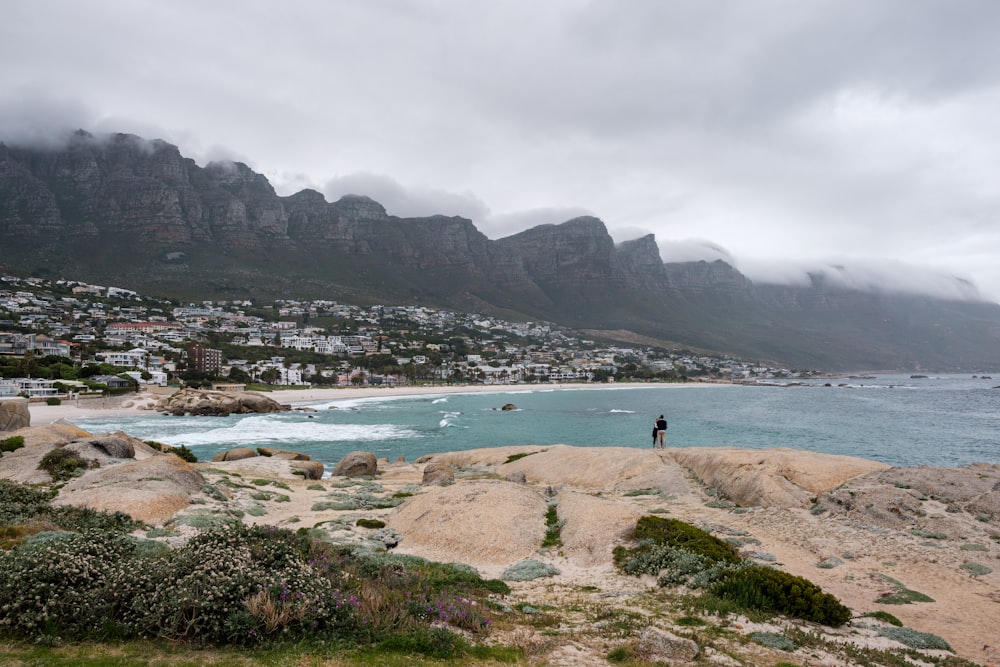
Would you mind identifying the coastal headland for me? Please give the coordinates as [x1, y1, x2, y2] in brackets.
[3, 384, 999, 665]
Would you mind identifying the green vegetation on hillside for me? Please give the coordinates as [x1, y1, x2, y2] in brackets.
[0, 480, 508, 659]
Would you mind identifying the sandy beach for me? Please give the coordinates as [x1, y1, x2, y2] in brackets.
[26, 381, 710, 427]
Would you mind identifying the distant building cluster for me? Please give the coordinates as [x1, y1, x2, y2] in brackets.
[0, 274, 820, 397]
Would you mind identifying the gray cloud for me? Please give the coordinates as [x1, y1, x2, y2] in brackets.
[322, 172, 490, 221]
[738, 257, 983, 302]
[2, 1, 1000, 301]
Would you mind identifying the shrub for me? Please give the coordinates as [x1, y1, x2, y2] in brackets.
[0, 479, 138, 535]
[501, 559, 560, 581]
[0, 513, 506, 649]
[863, 610, 902, 626]
[632, 516, 741, 564]
[615, 542, 742, 588]
[750, 631, 797, 651]
[38, 447, 90, 481]
[712, 565, 851, 626]
[170, 444, 198, 463]
[542, 503, 562, 549]
[875, 574, 935, 604]
[960, 561, 992, 577]
[356, 518, 386, 529]
[45, 397, 61, 406]
[128, 526, 358, 643]
[0, 531, 138, 639]
[376, 626, 469, 659]
[877, 625, 952, 650]
[0, 435, 26, 453]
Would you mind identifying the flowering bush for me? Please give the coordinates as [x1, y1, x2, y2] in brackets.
[0, 531, 137, 639]
[0, 482, 502, 654]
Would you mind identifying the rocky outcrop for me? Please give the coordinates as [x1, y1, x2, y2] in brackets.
[820, 463, 1000, 532]
[52, 454, 205, 525]
[421, 461, 455, 485]
[197, 456, 323, 480]
[0, 398, 30, 431]
[635, 627, 700, 663]
[0, 424, 205, 522]
[158, 389, 286, 416]
[387, 480, 547, 566]
[212, 447, 258, 462]
[332, 451, 378, 478]
[667, 447, 889, 508]
[258, 447, 311, 460]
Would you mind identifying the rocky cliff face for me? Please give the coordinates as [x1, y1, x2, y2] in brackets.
[2, 130, 1000, 371]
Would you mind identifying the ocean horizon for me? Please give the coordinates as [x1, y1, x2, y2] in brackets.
[72, 374, 999, 470]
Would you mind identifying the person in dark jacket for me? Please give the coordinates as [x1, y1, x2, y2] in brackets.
[654, 415, 667, 449]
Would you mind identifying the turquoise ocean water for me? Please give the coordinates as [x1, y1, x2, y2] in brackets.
[72, 375, 999, 470]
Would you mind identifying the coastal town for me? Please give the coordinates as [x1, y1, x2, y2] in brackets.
[0, 274, 822, 400]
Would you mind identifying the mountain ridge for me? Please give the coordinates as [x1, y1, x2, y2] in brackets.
[2, 129, 999, 371]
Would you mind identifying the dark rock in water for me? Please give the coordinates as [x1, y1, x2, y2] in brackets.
[332, 451, 377, 478]
[501, 403, 518, 411]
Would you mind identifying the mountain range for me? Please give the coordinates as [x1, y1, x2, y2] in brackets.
[2, 130, 999, 371]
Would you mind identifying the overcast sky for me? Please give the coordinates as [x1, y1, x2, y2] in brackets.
[3, 1, 1000, 301]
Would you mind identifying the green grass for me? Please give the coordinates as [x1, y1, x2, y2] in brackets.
[541, 504, 562, 549]
[875, 574, 935, 604]
[504, 451, 537, 464]
[0, 639, 522, 666]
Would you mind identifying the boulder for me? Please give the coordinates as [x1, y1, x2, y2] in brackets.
[60, 437, 136, 470]
[83, 433, 137, 459]
[0, 398, 30, 431]
[52, 454, 206, 525]
[501, 403, 518, 411]
[0, 424, 101, 484]
[635, 627, 700, 663]
[332, 451, 378, 478]
[157, 389, 286, 417]
[506, 470, 527, 484]
[291, 460, 325, 480]
[257, 447, 311, 460]
[422, 461, 455, 485]
[212, 447, 258, 462]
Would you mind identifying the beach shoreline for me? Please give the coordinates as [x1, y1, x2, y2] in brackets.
[26, 380, 718, 426]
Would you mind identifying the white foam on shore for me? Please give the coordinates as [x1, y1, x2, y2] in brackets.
[155, 414, 416, 447]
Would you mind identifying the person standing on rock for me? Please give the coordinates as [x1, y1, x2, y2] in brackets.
[654, 414, 667, 449]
